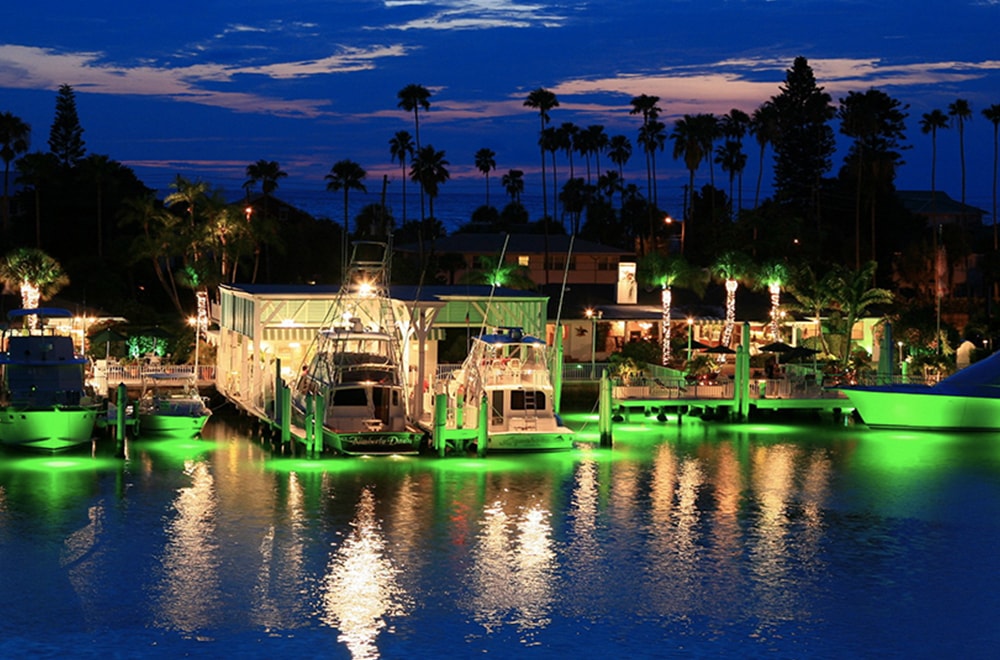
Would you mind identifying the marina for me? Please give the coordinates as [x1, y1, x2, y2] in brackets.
[1, 410, 998, 657]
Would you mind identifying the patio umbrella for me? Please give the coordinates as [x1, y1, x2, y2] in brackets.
[689, 339, 711, 350]
[88, 327, 128, 358]
[759, 341, 794, 353]
[703, 344, 736, 354]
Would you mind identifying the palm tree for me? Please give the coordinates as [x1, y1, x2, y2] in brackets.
[325, 160, 367, 278]
[397, 84, 431, 148]
[719, 109, 750, 212]
[474, 148, 497, 207]
[715, 140, 746, 221]
[920, 109, 949, 213]
[557, 122, 578, 180]
[754, 261, 789, 340]
[501, 169, 524, 204]
[14, 151, 57, 248]
[164, 175, 210, 265]
[540, 127, 560, 222]
[0, 112, 30, 233]
[749, 102, 779, 209]
[629, 94, 661, 206]
[638, 252, 697, 365]
[118, 193, 186, 316]
[0, 247, 69, 325]
[983, 104, 1000, 251]
[460, 254, 535, 290]
[711, 251, 751, 353]
[787, 264, 836, 357]
[948, 99, 973, 204]
[244, 159, 287, 198]
[524, 88, 559, 223]
[243, 159, 286, 283]
[671, 115, 705, 234]
[389, 130, 415, 224]
[826, 261, 893, 363]
[608, 135, 632, 211]
[410, 144, 449, 221]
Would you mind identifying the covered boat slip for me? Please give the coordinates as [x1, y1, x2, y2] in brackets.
[214, 282, 549, 437]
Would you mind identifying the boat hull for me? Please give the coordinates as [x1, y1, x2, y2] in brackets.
[483, 430, 575, 452]
[0, 407, 98, 451]
[138, 412, 210, 438]
[327, 429, 425, 455]
[840, 386, 1000, 430]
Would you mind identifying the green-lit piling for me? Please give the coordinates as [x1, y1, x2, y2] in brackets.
[115, 382, 128, 457]
[279, 382, 291, 446]
[599, 370, 613, 447]
[433, 392, 448, 457]
[476, 394, 488, 457]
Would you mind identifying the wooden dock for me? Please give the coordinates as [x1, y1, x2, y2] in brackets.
[611, 377, 855, 422]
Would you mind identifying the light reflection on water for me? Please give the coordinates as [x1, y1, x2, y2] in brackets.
[0, 415, 999, 657]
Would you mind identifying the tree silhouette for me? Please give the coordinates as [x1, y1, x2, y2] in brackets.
[48, 84, 86, 168]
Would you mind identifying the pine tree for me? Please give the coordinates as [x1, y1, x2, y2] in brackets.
[770, 57, 835, 231]
[48, 84, 86, 167]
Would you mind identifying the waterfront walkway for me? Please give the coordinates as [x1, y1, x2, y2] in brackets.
[610, 375, 854, 421]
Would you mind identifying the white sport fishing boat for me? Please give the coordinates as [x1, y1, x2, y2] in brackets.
[445, 326, 574, 452]
[0, 308, 100, 451]
[291, 240, 424, 455]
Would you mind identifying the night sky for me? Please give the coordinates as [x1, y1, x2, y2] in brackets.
[4, 0, 1000, 222]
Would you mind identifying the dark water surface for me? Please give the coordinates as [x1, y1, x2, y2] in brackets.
[1, 412, 999, 658]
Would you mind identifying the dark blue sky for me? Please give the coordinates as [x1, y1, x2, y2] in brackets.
[4, 0, 1000, 223]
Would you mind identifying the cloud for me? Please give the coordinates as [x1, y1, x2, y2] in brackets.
[380, 0, 569, 30]
[546, 56, 1000, 118]
[0, 43, 409, 117]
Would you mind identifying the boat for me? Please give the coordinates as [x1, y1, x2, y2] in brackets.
[291, 240, 424, 455]
[837, 350, 1000, 430]
[0, 308, 101, 451]
[443, 326, 574, 452]
[136, 373, 212, 437]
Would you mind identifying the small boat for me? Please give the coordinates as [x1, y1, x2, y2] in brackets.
[136, 373, 211, 437]
[291, 240, 424, 455]
[444, 326, 574, 452]
[0, 308, 101, 451]
[837, 350, 1000, 430]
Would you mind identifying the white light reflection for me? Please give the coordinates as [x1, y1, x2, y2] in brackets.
[252, 470, 308, 630]
[154, 460, 222, 633]
[646, 445, 704, 615]
[468, 499, 557, 635]
[61, 503, 106, 625]
[563, 454, 606, 615]
[319, 486, 411, 660]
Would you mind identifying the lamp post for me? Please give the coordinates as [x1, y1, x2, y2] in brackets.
[586, 308, 602, 379]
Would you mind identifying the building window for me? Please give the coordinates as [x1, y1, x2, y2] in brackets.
[518, 255, 530, 267]
[596, 257, 616, 271]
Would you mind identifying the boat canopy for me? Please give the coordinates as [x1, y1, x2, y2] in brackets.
[935, 350, 1000, 388]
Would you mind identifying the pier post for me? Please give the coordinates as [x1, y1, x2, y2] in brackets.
[553, 324, 564, 415]
[433, 393, 447, 457]
[735, 324, 751, 421]
[115, 382, 128, 457]
[476, 394, 488, 457]
[280, 383, 291, 446]
[599, 370, 613, 448]
[274, 358, 282, 421]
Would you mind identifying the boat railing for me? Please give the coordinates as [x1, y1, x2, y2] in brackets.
[103, 363, 216, 385]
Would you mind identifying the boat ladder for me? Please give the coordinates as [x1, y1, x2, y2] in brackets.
[521, 389, 539, 430]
